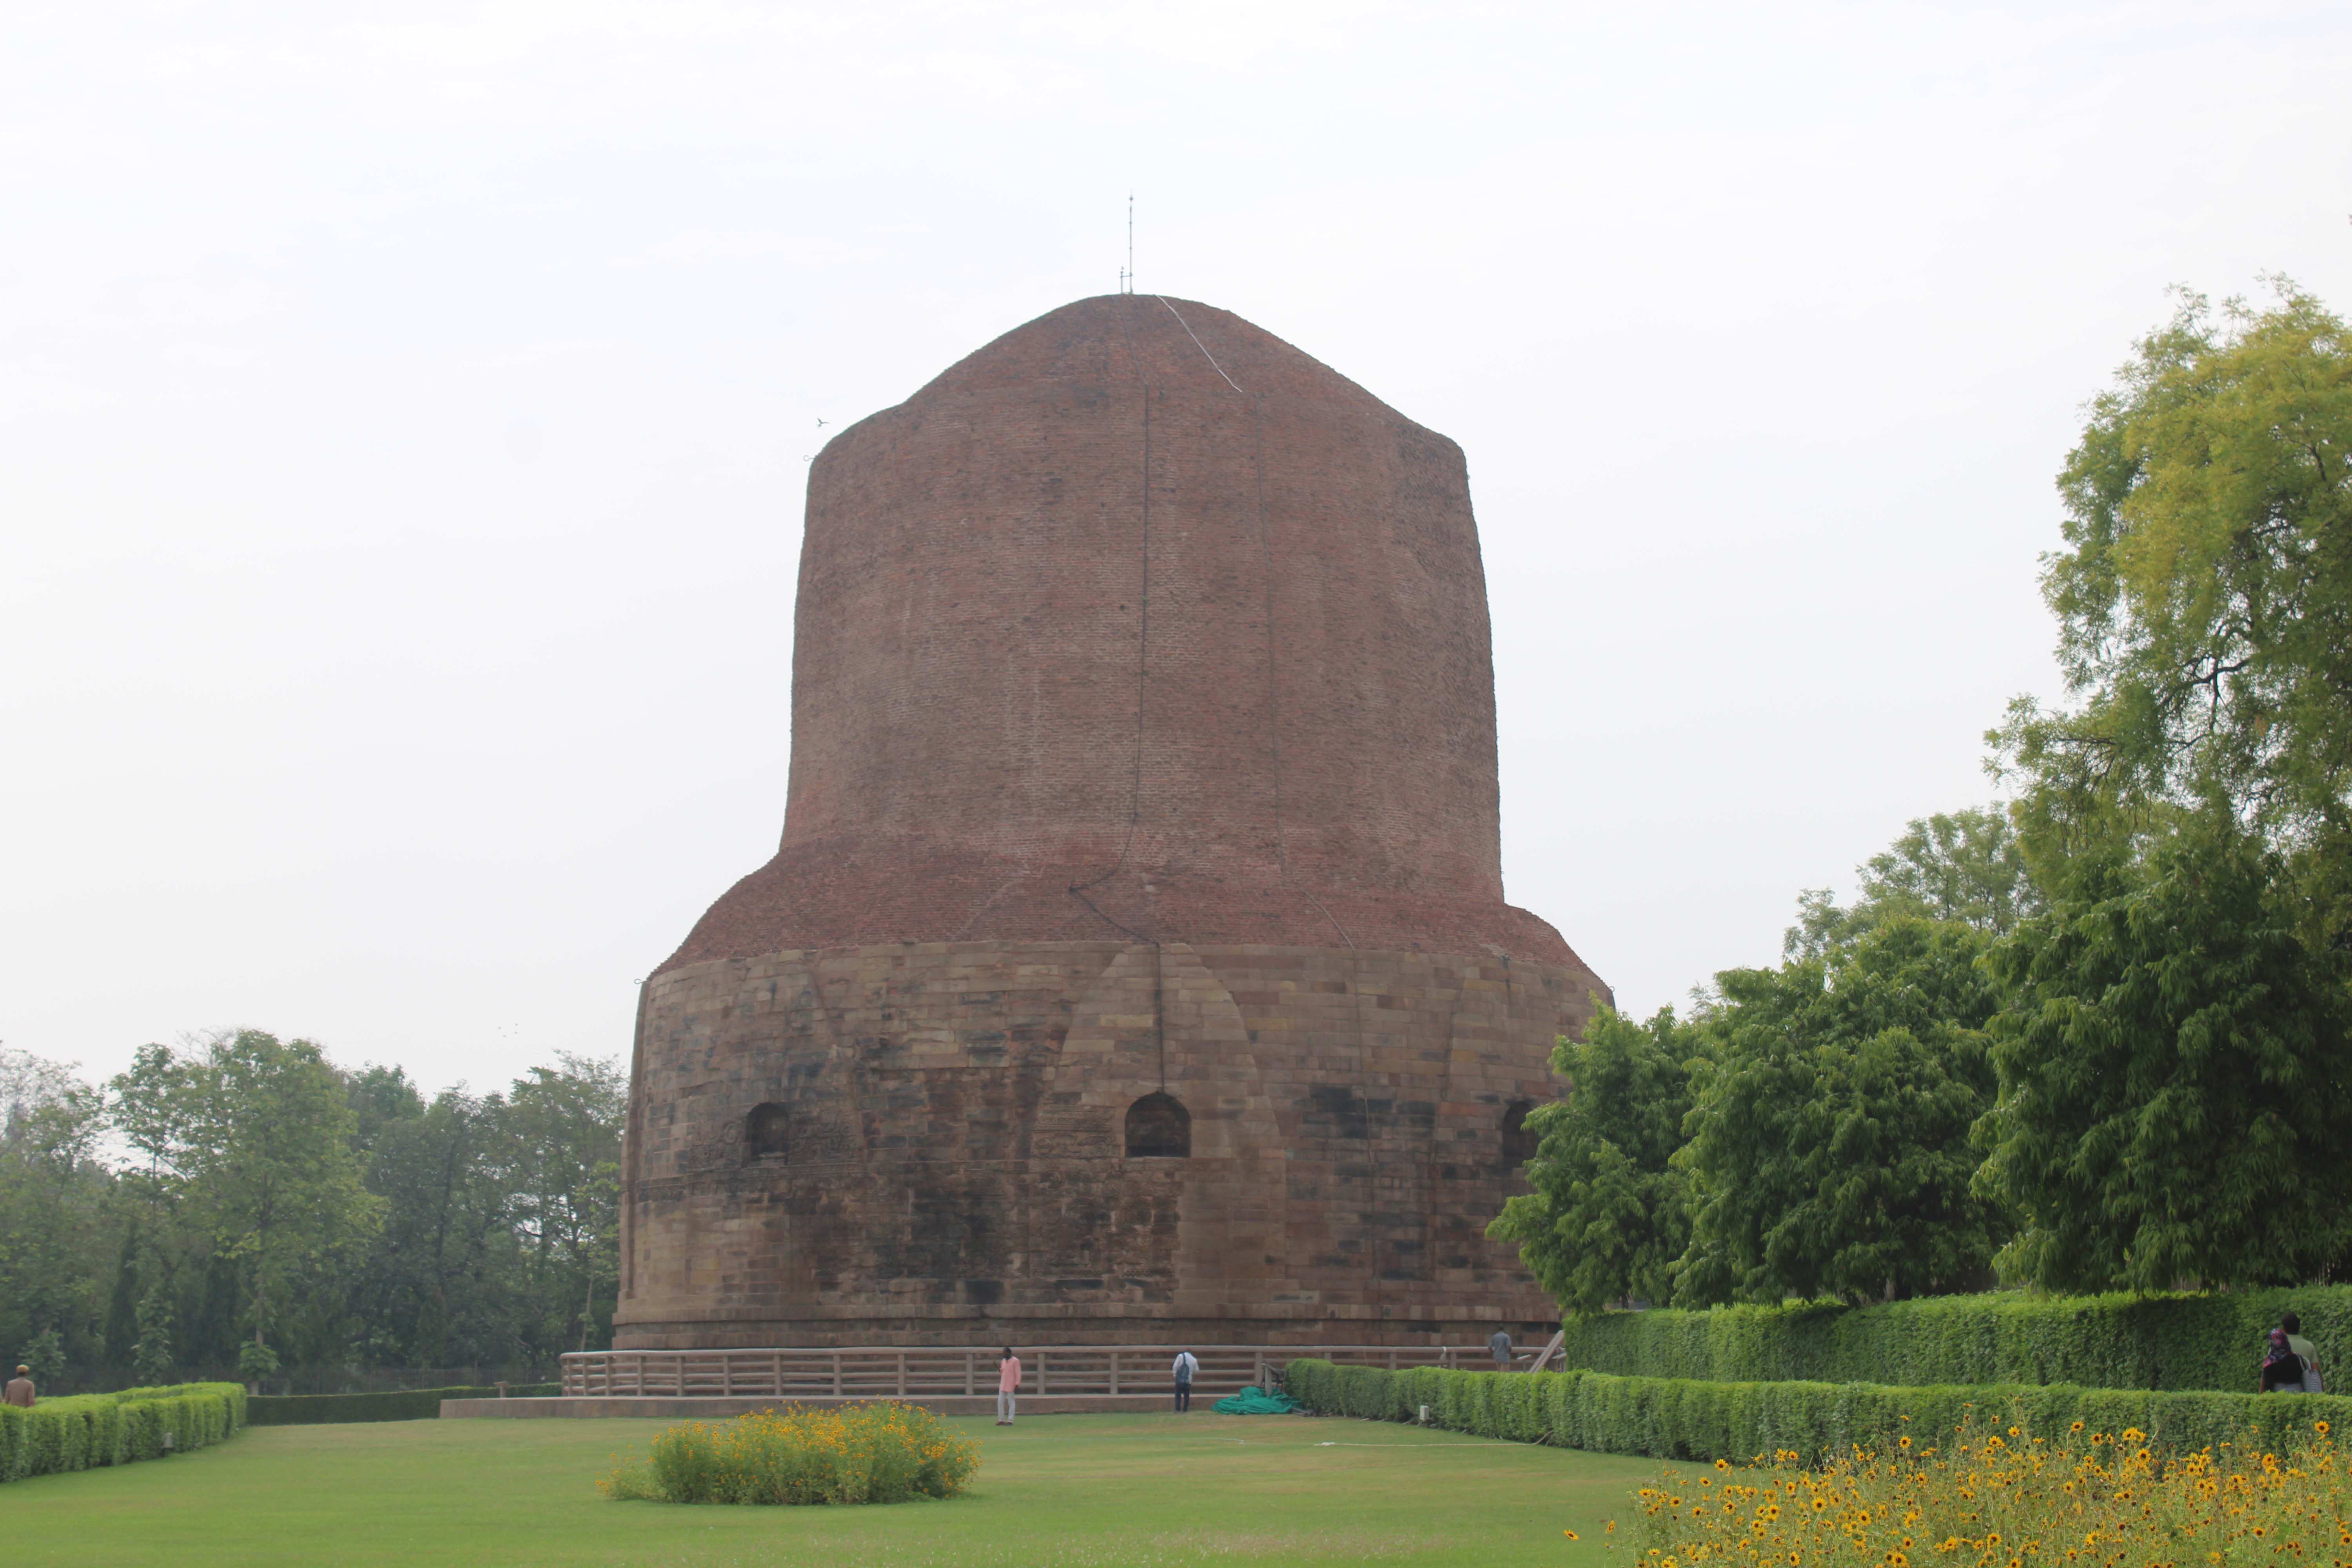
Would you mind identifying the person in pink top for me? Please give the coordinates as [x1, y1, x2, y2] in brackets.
[996, 1347, 1021, 1425]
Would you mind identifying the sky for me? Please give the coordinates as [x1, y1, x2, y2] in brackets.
[4, 0, 2349, 1096]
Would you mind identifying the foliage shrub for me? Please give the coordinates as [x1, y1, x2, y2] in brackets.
[1281, 1359, 2352, 1465]
[601, 1402, 980, 1505]
[1632, 1410, 2351, 1568]
[1544, 1289, 2352, 1392]
[0, 1382, 245, 1482]
[247, 1383, 560, 1425]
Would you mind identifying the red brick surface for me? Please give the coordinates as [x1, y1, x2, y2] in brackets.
[623, 296, 1608, 1350]
[662, 294, 1590, 971]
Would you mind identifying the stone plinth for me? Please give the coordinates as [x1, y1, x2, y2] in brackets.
[614, 939, 1596, 1349]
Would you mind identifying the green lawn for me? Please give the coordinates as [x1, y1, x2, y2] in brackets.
[10, 1410, 1696, 1567]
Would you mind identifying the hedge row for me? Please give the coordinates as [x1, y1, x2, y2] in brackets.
[1550, 1288, 2352, 1392]
[247, 1383, 559, 1425]
[0, 1382, 247, 1482]
[1282, 1359, 2352, 1463]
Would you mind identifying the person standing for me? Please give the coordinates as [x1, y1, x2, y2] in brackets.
[1172, 1348, 1199, 1412]
[2284, 1312, 2324, 1392]
[2, 1366, 32, 1408]
[1489, 1329, 1514, 1371]
[996, 1347, 1021, 1425]
[2260, 1328, 2306, 1393]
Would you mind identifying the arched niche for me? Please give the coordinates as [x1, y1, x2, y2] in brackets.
[1123, 1092, 1191, 1158]
[744, 1102, 790, 1161]
[1500, 1099, 1539, 1163]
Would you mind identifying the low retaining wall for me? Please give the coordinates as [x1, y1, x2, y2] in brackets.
[441, 1394, 1182, 1419]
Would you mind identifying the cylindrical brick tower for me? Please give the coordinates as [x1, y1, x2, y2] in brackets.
[617, 294, 1608, 1349]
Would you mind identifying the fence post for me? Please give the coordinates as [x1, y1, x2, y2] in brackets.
[831, 1351, 841, 1400]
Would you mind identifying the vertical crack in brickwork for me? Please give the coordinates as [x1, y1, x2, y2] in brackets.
[1066, 297, 1156, 946]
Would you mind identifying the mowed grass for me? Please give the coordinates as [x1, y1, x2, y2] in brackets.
[8, 1410, 1697, 1567]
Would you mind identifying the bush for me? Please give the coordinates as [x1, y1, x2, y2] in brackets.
[1548, 1287, 2352, 1391]
[0, 1382, 245, 1482]
[1280, 1358, 2352, 1463]
[601, 1402, 980, 1505]
[247, 1384, 560, 1425]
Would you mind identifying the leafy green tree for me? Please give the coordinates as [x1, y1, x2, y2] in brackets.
[0, 1049, 118, 1372]
[1972, 829, 2352, 1291]
[1991, 282, 2352, 943]
[505, 1055, 626, 1355]
[347, 1063, 426, 1145]
[1488, 1007, 1704, 1315]
[108, 1031, 381, 1369]
[18, 1329, 65, 1386]
[130, 1270, 176, 1384]
[345, 1082, 527, 1366]
[1787, 806, 2042, 960]
[1676, 920, 2007, 1306]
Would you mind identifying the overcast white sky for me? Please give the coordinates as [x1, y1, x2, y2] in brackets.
[4, 0, 2348, 1096]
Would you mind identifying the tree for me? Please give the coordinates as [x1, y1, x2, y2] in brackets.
[1676, 920, 2006, 1306]
[344, 1082, 527, 1366]
[1787, 806, 2042, 960]
[1488, 1007, 1704, 1315]
[108, 1031, 380, 1369]
[1991, 281, 2352, 944]
[129, 1267, 176, 1384]
[1971, 828, 2352, 1292]
[0, 1049, 117, 1372]
[504, 1055, 625, 1355]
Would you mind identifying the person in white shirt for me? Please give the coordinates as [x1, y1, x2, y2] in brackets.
[2284, 1312, 2324, 1392]
[1172, 1348, 1200, 1412]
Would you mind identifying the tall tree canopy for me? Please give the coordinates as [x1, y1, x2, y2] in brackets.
[1975, 282, 2352, 1291]
[0, 1033, 628, 1384]
[1787, 805, 2042, 960]
[1973, 829, 2352, 1291]
[1676, 920, 2007, 1307]
[109, 1031, 381, 1361]
[1993, 282, 2352, 942]
[0, 1049, 110, 1370]
[1487, 1007, 1703, 1315]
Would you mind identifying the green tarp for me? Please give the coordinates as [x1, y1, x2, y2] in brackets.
[1211, 1385, 1303, 1414]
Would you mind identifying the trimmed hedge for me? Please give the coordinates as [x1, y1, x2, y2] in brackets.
[247, 1383, 559, 1425]
[1550, 1288, 2352, 1392]
[0, 1382, 246, 1482]
[1282, 1359, 2352, 1463]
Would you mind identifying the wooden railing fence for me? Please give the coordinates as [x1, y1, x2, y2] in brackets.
[559, 1344, 1488, 1401]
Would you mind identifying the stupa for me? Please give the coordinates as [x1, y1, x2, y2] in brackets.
[613, 294, 1608, 1349]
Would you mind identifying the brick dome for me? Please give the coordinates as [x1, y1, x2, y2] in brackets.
[663, 294, 1587, 976]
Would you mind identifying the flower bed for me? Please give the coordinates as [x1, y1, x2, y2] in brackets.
[1627, 1414, 2348, 1568]
[600, 1401, 979, 1505]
